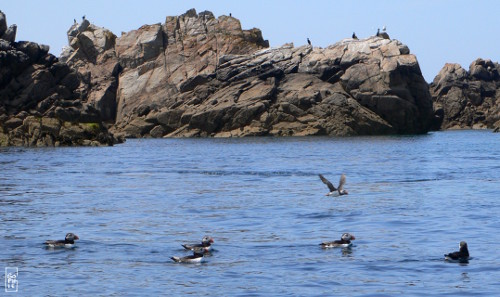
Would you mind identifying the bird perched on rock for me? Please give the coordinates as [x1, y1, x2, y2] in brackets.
[376, 28, 380, 36]
[444, 241, 469, 262]
[307, 38, 311, 46]
[320, 233, 356, 248]
[44, 233, 79, 248]
[319, 174, 348, 196]
[181, 235, 214, 252]
[352, 32, 358, 39]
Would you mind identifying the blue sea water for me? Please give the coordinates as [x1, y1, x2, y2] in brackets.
[1, 130, 499, 296]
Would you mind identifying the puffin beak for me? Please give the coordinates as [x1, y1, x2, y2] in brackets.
[210, 238, 214, 243]
[351, 235, 356, 240]
[74, 235, 80, 240]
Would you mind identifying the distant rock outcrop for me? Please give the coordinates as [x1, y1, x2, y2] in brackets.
[430, 59, 500, 131]
[64, 9, 431, 138]
[2, 9, 437, 146]
[0, 11, 119, 146]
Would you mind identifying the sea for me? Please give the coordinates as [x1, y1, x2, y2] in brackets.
[1, 130, 499, 296]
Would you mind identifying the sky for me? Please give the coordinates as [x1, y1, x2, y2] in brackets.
[2, 0, 499, 82]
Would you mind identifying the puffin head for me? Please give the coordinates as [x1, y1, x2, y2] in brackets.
[341, 233, 355, 241]
[202, 236, 214, 244]
[459, 241, 468, 251]
[65, 233, 79, 241]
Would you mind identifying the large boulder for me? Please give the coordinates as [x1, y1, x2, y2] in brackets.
[108, 9, 432, 137]
[49, 9, 435, 139]
[430, 58, 500, 130]
[61, 20, 119, 123]
[111, 9, 269, 138]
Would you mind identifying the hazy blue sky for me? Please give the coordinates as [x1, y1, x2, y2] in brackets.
[3, 1, 499, 82]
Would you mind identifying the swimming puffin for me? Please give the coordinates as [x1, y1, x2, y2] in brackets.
[445, 241, 469, 262]
[320, 233, 356, 248]
[171, 247, 205, 263]
[44, 233, 79, 248]
[319, 174, 348, 196]
[182, 236, 214, 252]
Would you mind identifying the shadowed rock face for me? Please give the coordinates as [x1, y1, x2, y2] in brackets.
[0, 11, 119, 146]
[430, 59, 500, 131]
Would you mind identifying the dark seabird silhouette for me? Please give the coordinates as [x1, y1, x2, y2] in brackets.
[320, 233, 356, 248]
[229, 13, 232, 17]
[307, 38, 311, 46]
[82, 15, 86, 20]
[319, 174, 348, 196]
[376, 28, 380, 36]
[171, 247, 205, 263]
[181, 235, 214, 252]
[352, 32, 358, 39]
[44, 233, 79, 248]
[445, 241, 470, 262]
[74, 19, 77, 24]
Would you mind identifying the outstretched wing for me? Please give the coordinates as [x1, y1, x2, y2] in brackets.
[338, 174, 346, 191]
[319, 174, 336, 192]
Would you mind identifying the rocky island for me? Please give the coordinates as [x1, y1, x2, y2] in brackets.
[1, 9, 499, 146]
[61, 9, 434, 138]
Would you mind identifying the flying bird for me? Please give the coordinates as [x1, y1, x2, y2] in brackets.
[319, 174, 348, 196]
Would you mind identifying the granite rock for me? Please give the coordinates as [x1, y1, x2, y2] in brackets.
[430, 58, 500, 130]
[0, 13, 120, 146]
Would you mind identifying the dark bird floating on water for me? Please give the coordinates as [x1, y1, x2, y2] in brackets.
[181, 235, 214, 252]
[444, 241, 470, 262]
[320, 233, 356, 248]
[319, 174, 348, 196]
[171, 247, 205, 263]
[44, 233, 79, 248]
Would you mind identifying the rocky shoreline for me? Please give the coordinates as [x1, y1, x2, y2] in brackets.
[1, 9, 499, 146]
